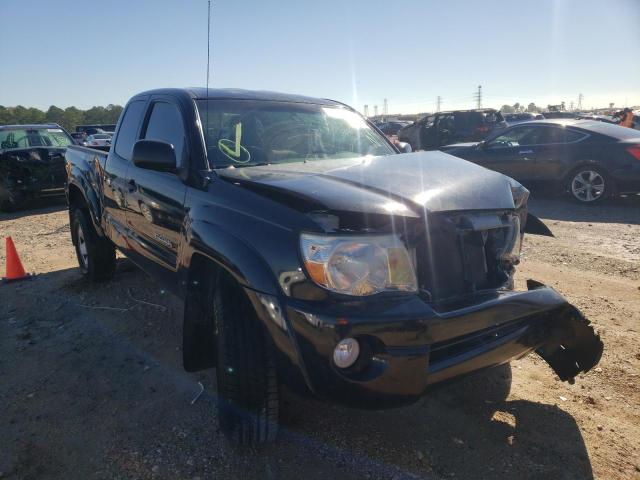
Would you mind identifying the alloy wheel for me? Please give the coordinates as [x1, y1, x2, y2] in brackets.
[571, 170, 605, 202]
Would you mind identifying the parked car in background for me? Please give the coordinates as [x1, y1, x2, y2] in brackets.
[86, 133, 112, 147]
[504, 112, 545, 125]
[377, 121, 413, 136]
[76, 124, 116, 136]
[71, 132, 88, 145]
[541, 111, 576, 119]
[65, 87, 602, 445]
[575, 114, 617, 124]
[0, 124, 74, 210]
[398, 109, 506, 150]
[377, 121, 413, 144]
[441, 119, 640, 203]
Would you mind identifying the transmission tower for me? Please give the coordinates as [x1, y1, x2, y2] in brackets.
[436, 96, 442, 112]
[383, 98, 388, 116]
[473, 85, 482, 109]
[364, 105, 369, 117]
[373, 105, 378, 117]
[577, 93, 583, 111]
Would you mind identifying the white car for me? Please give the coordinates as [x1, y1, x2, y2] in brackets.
[86, 133, 112, 147]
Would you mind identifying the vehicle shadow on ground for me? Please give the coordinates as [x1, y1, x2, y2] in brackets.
[527, 193, 640, 225]
[0, 198, 66, 221]
[279, 365, 593, 479]
[1, 265, 593, 480]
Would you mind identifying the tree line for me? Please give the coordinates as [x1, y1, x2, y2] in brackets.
[500, 102, 541, 114]
[0, 104, 124, 132]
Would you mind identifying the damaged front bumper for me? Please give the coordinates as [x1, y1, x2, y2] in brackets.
[268, 281, 603, 407]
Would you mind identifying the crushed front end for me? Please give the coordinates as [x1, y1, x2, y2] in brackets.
[259, 193, 602, 407]
[278, 281, 603, 407]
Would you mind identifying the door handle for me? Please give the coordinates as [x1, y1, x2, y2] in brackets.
[127, 179, 136, 192]
[518, 150, 534, 155]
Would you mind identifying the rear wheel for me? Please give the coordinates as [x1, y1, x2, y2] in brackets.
[71, 208, 116, 282]
[566, 166, 611, 204]
[213, 275, 279, 445]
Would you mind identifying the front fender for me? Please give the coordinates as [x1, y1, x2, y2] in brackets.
[180, 218, 281, 295]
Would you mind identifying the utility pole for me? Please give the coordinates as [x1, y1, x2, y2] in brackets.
[577, 93, 583, 111]
[436, 96, 442, 112]
[383, 98, 388, 121]
[473, 85, 482, 109]
[363, 105, 369, 117]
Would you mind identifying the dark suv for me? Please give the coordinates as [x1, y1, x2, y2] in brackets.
[398, 109, 507, 150]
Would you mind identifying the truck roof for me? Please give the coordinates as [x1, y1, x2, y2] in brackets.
[133, 87, 344, 107]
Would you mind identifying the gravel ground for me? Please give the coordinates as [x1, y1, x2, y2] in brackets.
[0, 195, 639, 480]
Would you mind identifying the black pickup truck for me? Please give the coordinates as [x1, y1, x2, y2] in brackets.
[65, 88, 603, 445]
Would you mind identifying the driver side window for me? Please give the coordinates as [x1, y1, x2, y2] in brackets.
[143, 102, 186, 168]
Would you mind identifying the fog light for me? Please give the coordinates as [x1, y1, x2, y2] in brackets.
[333, 338, 360, 369]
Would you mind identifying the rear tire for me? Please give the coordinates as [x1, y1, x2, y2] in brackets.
[565, 166, 612, 204]
[71, 208, 116, 282]
[213, 275, 279, 445]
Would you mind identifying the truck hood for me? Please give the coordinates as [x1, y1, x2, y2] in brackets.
[217, 151, 517, 216]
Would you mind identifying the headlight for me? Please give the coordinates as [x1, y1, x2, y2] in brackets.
[497, 215, 522, 264]
[300, 233, 417, 296]
[510, 182, 529, 209]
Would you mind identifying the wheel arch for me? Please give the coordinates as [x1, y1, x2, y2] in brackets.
[67, 180, 105, 236]
[180, 229, 311, 391]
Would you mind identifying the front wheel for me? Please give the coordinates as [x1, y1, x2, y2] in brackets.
[566, 166, 611, 204]
[71, 208, 116, 282]
[213, 275, 279, 445]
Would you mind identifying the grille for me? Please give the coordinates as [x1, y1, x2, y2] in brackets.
[416, 211, 516, 302]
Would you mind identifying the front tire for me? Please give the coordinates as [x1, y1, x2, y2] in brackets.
[213, 275, 279, 445]
[566, 166, 611, 204]
[71, 208, 116, 282]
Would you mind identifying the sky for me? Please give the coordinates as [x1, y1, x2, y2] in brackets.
[0, 0, 638, 114]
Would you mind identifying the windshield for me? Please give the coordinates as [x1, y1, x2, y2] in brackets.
[0, 127, 73, 150]
[196, 99, 395, 168]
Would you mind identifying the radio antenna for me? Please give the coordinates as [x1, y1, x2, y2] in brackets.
[206, 0, 211, 95]
[205, 0, 211, 152]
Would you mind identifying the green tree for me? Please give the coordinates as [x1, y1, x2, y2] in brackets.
[527, 102, 537, 113]
[45, 105, 65, 125]
[500, 104, 515, 113]
[84, 106, 107, 124]
[61, 107, 84, 131]
[0, 103, 124, 130]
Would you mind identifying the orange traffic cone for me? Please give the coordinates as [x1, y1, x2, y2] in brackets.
[2, 237, 32, 283]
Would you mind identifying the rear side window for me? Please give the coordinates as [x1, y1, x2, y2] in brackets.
[143, 102, 186, 167]
[114, 100, 146, 160]
[530, 127, 566, 144]
[565, 129, 587, 142]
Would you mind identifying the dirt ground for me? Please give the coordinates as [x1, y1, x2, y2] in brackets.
[1, 195, 639, 480]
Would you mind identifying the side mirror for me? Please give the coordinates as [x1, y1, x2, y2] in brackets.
[132, 140, 176, 172]
[478, 140, 488, 150]
[396, 141, 413, 153]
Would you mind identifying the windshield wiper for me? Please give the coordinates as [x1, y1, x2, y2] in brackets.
[213, 162, 272, 169]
